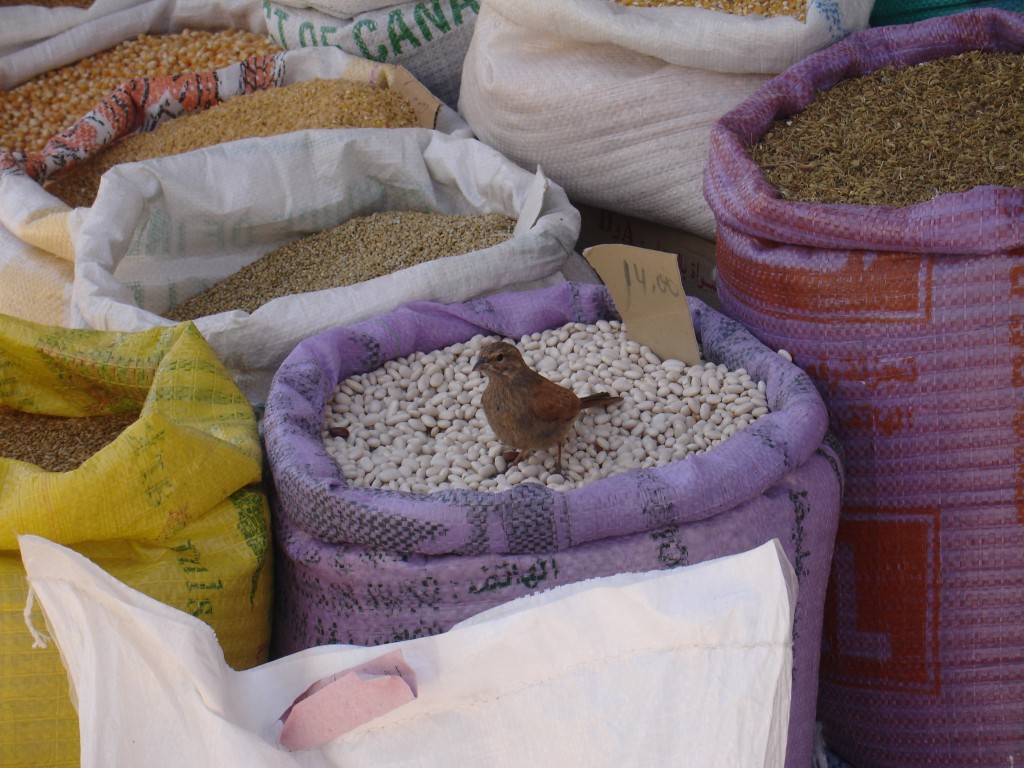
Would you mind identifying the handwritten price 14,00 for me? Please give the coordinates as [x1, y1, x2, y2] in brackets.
[622, 259, 680, 311]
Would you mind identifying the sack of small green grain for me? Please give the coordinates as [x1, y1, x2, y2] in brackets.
[68, 122, 577, 406]
[0, 2, 276, 328]
[702, 9, 1024, 767]
[457, 0, 873, 241]
[263, 279, 844, 768]
[0, 314, 272, 768]
[263, 0, 478, 109]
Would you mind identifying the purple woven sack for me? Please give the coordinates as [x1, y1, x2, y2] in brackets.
[703, 9, 1024, 768]
[263, 280, 842, 768]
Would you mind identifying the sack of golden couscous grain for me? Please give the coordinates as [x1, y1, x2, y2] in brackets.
[0, 0, 276, 327]
[0, 314, 272, 768]
[458, 0, 873, 241]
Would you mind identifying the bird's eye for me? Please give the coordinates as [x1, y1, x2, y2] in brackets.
[495, 353, 505, 362]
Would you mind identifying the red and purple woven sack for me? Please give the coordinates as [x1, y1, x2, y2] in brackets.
[704, 9, 1024, 767]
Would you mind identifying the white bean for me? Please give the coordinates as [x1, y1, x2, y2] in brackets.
[322, 320, 769, 495]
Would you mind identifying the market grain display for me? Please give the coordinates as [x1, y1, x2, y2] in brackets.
[44, 77, 421, 208]
[0, 29, 282, 155]
[0, 409, 138, 472]
[750, 50, 1024, 207]
[323, 320, 770, 493]
[163, 211, 518, 320]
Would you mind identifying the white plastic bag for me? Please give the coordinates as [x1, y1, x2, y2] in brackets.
[458, 0, 873, 240]
[20, 534, 796, 768]
[70, 127, 579, 405]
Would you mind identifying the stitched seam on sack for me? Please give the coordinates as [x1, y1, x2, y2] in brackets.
[342, 639, 790, 740]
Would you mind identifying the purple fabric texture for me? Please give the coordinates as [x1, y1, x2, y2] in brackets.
[263, 281, 842, 768]
[703, 9, 1024, 767]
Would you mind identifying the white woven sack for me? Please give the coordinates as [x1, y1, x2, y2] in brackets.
[264, 0, 478, 107]
[269, 0, 410, 17]
[70, 128, 579, 406]
[20, 534, 795, 768]
[0, 0, 268, 327]
[458, 0, 872, 240]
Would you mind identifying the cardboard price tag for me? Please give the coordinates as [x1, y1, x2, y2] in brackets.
[583, 244, 700, 365]
[391, 66, 442, 129]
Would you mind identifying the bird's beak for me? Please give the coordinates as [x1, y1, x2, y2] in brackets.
[472, 358, 483, 372]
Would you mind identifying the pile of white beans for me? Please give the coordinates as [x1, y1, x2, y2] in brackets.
[322, 320, 770, 493]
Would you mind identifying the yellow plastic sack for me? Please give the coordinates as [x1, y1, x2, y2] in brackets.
[0, 316, 272, 768]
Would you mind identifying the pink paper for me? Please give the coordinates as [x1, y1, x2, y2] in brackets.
[279, 650, 417, 751]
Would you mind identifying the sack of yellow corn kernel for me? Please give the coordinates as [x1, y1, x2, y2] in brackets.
[458, 0, 873, 240]
[0, 315, 272, 768]
[264, 0, 480, 108]
[0, 0, 274, 328]
[0, 0, 266, 88]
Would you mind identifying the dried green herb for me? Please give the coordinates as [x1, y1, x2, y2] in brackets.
[750, 51, 1023, 207]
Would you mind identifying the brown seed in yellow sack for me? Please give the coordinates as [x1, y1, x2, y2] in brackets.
[44, 77, 421, 208]
[0, 409, 138, 472]
[749, 50, 1024, 207]
[0, 29, 282, 155]
[164, 211, 518, 321]
[614, 0, 805, 21]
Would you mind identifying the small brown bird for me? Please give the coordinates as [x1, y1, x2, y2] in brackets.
[473, 340, 622, 471]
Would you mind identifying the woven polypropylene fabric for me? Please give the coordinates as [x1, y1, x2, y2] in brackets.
[703, 9, 1024, 767]
[263, 280, 843, 768]
[870, 0, 1020, 26]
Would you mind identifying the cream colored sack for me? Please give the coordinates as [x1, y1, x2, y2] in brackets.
[21, 535, 796, 768]
[458, 0, 873, 240]
[0, 316, 272, 768]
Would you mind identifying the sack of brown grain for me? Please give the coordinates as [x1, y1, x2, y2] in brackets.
[0, 315, 272, 768]
[0, 3, 276, 328]
[263, 0, 478, 108]
[458, 0, 873, 242]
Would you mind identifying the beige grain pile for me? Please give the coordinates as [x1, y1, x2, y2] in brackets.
[750, 50, 1024, 207]
[615, 0, 805, 21]
[0, 409, 138, 472]
[1, 29, 282, 155]
[164, 211, 518, 321]
[45, 77, 420, 208]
